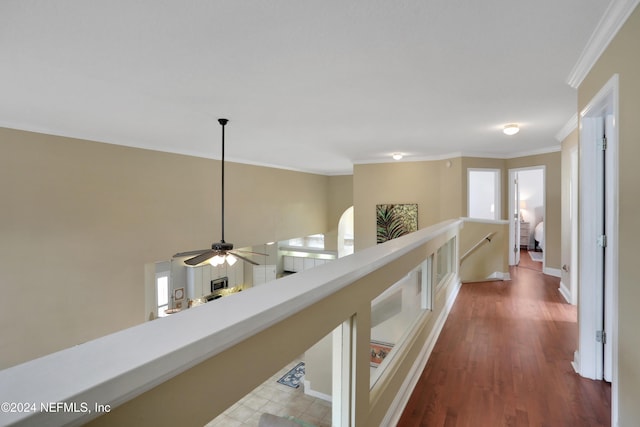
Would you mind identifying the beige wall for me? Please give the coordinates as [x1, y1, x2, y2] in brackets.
[459, 220, 509, 282]
[0, 128, 330, 369]
[353, 160, 463, 251]
[353, 155, 562, 270]
[0, 124, 564, 372]
[578, 5, 640, 424]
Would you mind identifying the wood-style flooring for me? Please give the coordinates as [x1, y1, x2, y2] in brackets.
[398, 250, 611, 426]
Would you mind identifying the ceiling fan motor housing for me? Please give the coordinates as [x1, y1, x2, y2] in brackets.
[212, 241, 233, 251]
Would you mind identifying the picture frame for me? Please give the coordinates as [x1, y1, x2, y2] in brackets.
[376, 203, 418, 244]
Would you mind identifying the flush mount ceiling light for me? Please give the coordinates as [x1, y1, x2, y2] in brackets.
[392, 153, 403, 160]
[503, 124, 520, 136]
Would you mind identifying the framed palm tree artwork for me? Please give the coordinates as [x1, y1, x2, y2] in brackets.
[376, 203, 418, 244]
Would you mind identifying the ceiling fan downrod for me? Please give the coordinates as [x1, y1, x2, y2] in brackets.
[177, 117, 266, 267]
[218, 118, 228, 245]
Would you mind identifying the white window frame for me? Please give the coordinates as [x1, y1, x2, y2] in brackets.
[467, 168, 501, 220]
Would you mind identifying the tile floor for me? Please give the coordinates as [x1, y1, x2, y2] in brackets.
[205, 359, 332, 427]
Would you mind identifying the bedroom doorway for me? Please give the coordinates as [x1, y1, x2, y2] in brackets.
[508, 167, 545, 268]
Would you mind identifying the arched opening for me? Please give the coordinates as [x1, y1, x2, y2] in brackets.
[337, 206, 354, 258]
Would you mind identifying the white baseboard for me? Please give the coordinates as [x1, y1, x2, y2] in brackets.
[462, 272, 510, 283]
[558, 281, 571, 303]
[544, 267, 562, 278]
[488, 271, 510, 281]
[571, 350, 580, 375]
[303, 380, 331, 402]
[381, 278, 462, 426]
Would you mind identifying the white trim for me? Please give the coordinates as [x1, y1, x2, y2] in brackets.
[460, 217, 509, 225]
[543, 267, 561, 278]
[488, 271, 510, 281]
[503, 145, 561, 159]
[566, 0, 640, 88]
[467, 168, 501, 221]
[1, 123, 563, 177]
[555, 113, 578, 142]
[354, 146, 562, 167]
[572, 350, 581, 374]
[509, 169, 519, 266]
[559, 281, 571, 303]
[353, 152, 465, 164]
[508, 166, 546, 266]
[0, 219, 463, 427]
[577, 74, 619, 426]
[382, 278, 462, 427]
[0, 121, 342, 176]
[461, 146, 561, 160]
[578, 115, 604, 380]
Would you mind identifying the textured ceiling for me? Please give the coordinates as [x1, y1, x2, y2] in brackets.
[0, 1, 612, 174]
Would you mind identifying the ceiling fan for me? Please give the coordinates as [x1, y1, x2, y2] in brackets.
[174, 118, 267, 267]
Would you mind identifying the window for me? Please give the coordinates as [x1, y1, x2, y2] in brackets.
[436, 237, 456, 289]
[468, 169, 501, 220]
[370, 257, 432, 388]
[288, 234, 325, 249]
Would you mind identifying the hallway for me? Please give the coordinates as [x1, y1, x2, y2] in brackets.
[398, 260, 611, 426]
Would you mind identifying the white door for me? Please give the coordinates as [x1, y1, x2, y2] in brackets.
[603, 114, 615, 382]
[577, 72, 619, 424]
[508, 170, 521, 266]
[579, 113, 615, 383]
[513, 174, 521, 265]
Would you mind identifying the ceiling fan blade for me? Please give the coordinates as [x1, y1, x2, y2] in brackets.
[230, 252, 260, 265]
[184, 250, 217, 266]
[173, 249, 209, 258]
[233, 249, 269, 256]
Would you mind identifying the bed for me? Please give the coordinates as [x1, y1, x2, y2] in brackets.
[534, 221, 544, 251]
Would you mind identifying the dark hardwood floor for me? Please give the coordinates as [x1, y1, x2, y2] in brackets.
[398, 251, 611, 427]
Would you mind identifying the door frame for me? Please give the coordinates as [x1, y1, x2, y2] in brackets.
[508, 166, 546, 267]
[569, 147, 579, 306]
[575, 73, 619, 423]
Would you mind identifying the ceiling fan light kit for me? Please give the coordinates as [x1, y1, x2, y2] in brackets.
[177, 118, 267, 267]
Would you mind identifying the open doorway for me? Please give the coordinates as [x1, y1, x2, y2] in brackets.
[337, 206, 354, 258]
[508, 167, 545, 267]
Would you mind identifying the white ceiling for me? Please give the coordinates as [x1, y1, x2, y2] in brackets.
[0, 1, 613, 175]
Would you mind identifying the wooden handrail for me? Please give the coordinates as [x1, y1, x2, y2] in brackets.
[460, 232, 496, 263]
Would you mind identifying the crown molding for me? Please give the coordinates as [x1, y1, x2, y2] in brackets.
[555, 113, 578, 142]
[567, 0, 640, 89]
[352, 152, 463, 166]
[504, 145, 561, 159]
